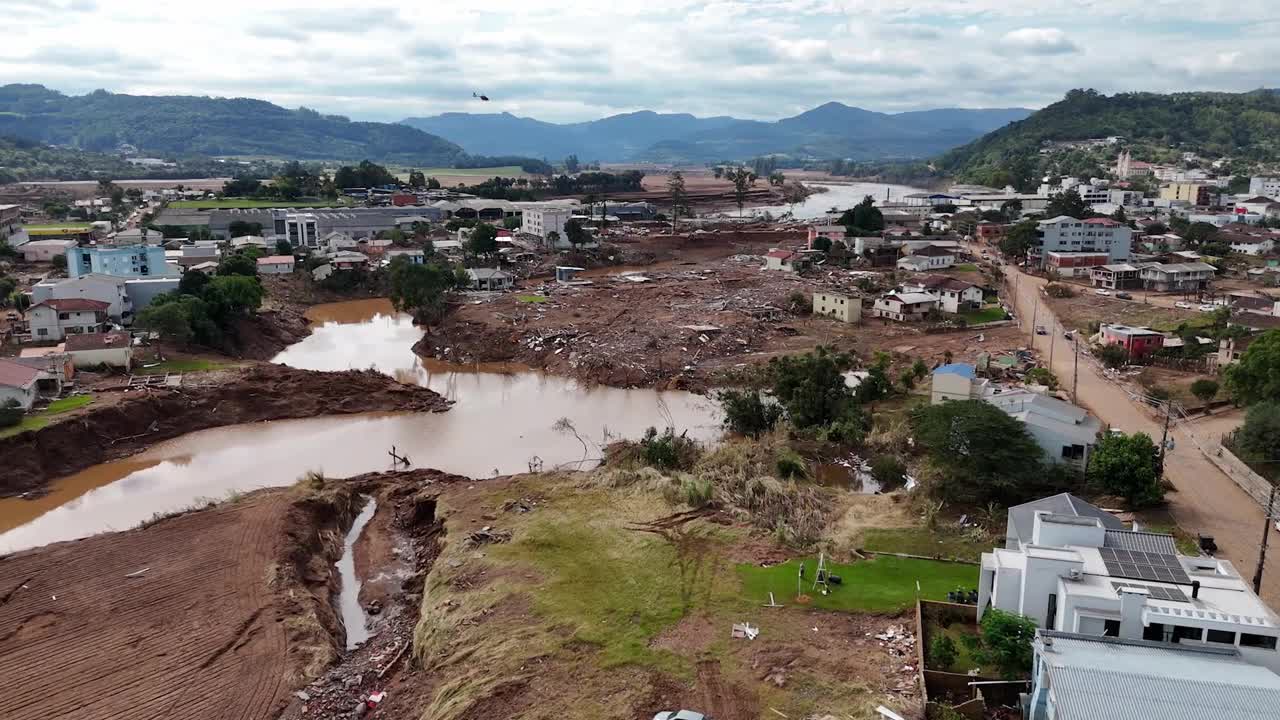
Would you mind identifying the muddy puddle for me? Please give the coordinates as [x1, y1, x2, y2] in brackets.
[0, 299, 721, 552]
[338, 498, 376, 650]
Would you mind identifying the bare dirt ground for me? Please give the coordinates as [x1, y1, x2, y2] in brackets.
[418, 238, 1025, 390]
[0, 364, 450, 498]
[0, 483, 355, 720]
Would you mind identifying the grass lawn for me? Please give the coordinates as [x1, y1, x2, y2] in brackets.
[0, 394, 94, 439]
[862, 526, 994, 563]
[960, 305, 1008, 324]
[737, 556, 976, 613]
[25, 222, 92, 231]
[952, 263, 979, 272]
[167, 198, 350, 209]
[134, 358, 234, 375]
[932, 622, 984, 673]
[516, 294, 548, 304]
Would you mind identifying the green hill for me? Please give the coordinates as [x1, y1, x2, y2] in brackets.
[936, 88, 1280, 191]
[0, 84, 466, 166]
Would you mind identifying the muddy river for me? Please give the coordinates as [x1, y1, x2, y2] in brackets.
[0, 299, 721, 553]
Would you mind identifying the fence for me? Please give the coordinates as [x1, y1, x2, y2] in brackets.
[1211, 434, 1276, 508]
[916, 601, 1027, 710]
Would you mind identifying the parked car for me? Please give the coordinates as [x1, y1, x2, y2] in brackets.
[1198, 304, 1217, 312]
[1115, 291, 1132, 300]
[1175, 301, 1194, 309]
[1035, 325, 1048, 335]
[1064, 330, 1075, 340]
[1095, 288, 1111, 296]
[654, 712, 707, 720]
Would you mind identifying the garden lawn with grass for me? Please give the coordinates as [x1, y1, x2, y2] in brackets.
[25, 222, 93, 230]
[960, 305, 1007, 325]
[737, 556, 976, 613]
[862, 526, 993, 563]
[952, 263, 979, 272]
[516, 295, 548, 304]
[0, 394, 94, 439]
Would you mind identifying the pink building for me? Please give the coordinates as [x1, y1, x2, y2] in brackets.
[806, 224, 847, 249]
[1099, 324, 1165, 360]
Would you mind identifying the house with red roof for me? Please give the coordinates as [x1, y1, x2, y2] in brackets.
[0, 358, 42, 411]
[763, 248, 800, 272]
[25, 298, 110, 342]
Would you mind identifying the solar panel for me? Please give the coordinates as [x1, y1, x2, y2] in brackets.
[1098, 547, 1192, 585]
[1111, 581, 1191, 603]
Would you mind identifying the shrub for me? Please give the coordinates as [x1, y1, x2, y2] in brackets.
[1094, 343, 1128, 369]
[717, 389, 784, 437]
[1045, 283, 1075, 298]
[929, 634, 958, 669]
[978, 609, 1037, 679]
[1190, 378, 1219, 404]
[1087, 432, 1163, 508]
[787, 290, 811, 314]
[871, 455, 908, 491]
[639, 426, 700, 471]
[0, 399, 23, 428]
[1026, 367, 1057, 389]
[774, 447, 810, 480]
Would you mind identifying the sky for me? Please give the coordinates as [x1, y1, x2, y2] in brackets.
[1, 0, 1277, 124]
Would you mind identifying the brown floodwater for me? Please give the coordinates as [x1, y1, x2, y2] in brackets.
[0, 298, 721, 552]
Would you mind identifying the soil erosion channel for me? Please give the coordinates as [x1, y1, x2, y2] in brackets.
[0, 299, 721, 552]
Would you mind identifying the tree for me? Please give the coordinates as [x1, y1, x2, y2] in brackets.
[978, 609, 1037, 679]
[178, 269, 210, 296]
[334, 160, 397, 189]
[929, 634, 958, 669]
[712, 166, 724, 179]
[0, 399, 22, 429]
[563, 219, 590, 248]
[1110, 206, 1128, 223]
[408, 170, 426, 188]
[1234, 400, 1280, 476]
[222, 177, 262, 196]
[1000, 198, 1023, 221]
[1184, 221, 1219, 245]
[1095, 343, 1129, 369]
[427, 176, 441, 190]
[51, 254, 68, 272]
[998, 219, 1038, 258]
[1190, 378, 1219, 405]
[564, 155, 580, 174]
[1225, 330, 1280, 404]
[209, 275, 264, 314]
[715, 389, 784, 437]
[768, 171, 785, 187]
[136, 299, 195, 346]
[389, 258, 458, 321]
[910, 400, 1045, 505]
[724, 167, 757, 217]
[229, 220, 263, 237]
[1145, 221, 1168, 235]
[764, 348, 855, 429]
[466, 224, 499, 256]
[1087, 431, 1162, 507]
[871, 455, 907, 491]
[274, 239, 294, 256]
[811, 236, 832, 252]
[839, 195, 885, 233]
[667, 171, 688, 230]
[1044, 189, 1089, 218]
[217, 252, 258, 277]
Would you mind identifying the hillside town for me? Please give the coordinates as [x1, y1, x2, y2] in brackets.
[4, 10, 1280, 711]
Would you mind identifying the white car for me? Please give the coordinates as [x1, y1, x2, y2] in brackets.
[1094, 288, 1111, 296]
[1198, 304, 1217, 312]
[1174, 301, 1194, 310]
[654, 712, 707, 720]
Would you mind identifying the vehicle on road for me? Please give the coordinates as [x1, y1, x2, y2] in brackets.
[1175, 301, 1194, 309]
[1198, 304, 1217, 312]
[1094, 288, 1111, 296]
[1115, 291, 1132, 300]
[654, 712, 707, 720]
[1036, 326, 1048, 335]
[1064, 330, 1075, 340]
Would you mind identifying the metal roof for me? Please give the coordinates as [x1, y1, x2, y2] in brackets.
[1008, 493, 1124, 545]
[1038, 631, 1280, 720]
[1103, 529, 1178, 555]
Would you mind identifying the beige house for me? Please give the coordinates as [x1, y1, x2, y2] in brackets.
[65, 331, 133, 370]
[813, 291, 860, 323]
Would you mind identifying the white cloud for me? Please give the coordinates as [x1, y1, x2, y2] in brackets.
[0, 0, 1275, 123]
[999, 27, 1080, 55]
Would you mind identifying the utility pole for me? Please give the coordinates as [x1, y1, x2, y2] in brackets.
[1157, 401, 1173, 475]
[1253, 486, 1278, 595]
[1049, 329, 1056, 368]
[1030, 297, 1038, 346]
[1072, 336, 1080, 403]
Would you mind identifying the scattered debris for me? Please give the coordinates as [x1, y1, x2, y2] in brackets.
[124, 567, 150, 578]
[730, 622, 760, 640]
[463, 526, 512, 548]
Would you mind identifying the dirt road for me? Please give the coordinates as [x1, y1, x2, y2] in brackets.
[1003, 264, 1280, 604]
[0, 487, 351, 720]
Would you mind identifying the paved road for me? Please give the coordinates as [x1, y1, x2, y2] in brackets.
[1002, 263, 1280, 604]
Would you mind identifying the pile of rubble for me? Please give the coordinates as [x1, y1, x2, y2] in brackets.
[871, 624, 920, 696]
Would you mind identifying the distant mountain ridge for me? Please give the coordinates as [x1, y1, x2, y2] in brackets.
[401, 103, 1032, 163]
[0, 84, 467, 166]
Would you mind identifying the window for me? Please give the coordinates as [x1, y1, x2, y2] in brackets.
[1062, 444, 1085, 460]
[58, 312, 70, 320]
[1172, 626, 1203, 643]
[1047, 594, 1058, 630]
[1144, 623, 1169, 642]
[1241, 633, 1278, 650]
[1206, 629, 1236, 644]
[37, 328, 48, 336]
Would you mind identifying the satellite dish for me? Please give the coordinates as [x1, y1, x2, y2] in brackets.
[473, 92, 490, 102]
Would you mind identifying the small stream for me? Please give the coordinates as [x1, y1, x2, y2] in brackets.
[337, 498, 376, 650]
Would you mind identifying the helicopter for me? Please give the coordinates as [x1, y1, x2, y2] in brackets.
[473, 92, 490, 102]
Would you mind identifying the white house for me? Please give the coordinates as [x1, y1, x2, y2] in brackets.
[20, 239, 78, 263]
[65, 331, 132, 370]
[25, 298, 110, 342]
[1035, 216, 1133, 267]
[0, 358, 41, 411]
[896, 245, 955, 272]
[899, 275, 983, 314]
[984, 389, 1101, 466]
[872, 292, 937, 321]
[466, 268, 514, 291]
[385, 248, 425, 265]
[763, 249, 800, 272]
[256, 255, 296, 274]
[980, 495, 1280, 674]
[929, 363, 989, 404]
[30, 274, 131, 322]
[1249, 176, 1280, 200]
[230, 235, 270, 251]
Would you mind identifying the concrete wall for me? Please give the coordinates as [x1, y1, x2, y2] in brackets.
[931, 373, 975, 404]
[813, 292, 859, 323]
[70, 347, 132, 370]
[0, 382, 37, 411]
[1020, 555, 1083, 627]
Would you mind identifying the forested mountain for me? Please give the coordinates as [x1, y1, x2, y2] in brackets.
[402, 104, 1031, 163]
[936, 89, 1280, 191]
[0, 84, 466, 165]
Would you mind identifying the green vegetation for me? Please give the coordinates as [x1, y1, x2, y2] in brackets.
[1225, 330, 1280, 404]
[515, 295, 548, 304]
[135, 264, 264, 350]
[911, 400, 1054, 505]
[167, 199, 347, 209]
[736, 556, 975, 613]
[939, 88, 1280, 190]
[24, 222, 92, 231]
[861, 527, 993, 563]
[389, 255, 469, 322]
[0, 394, 94, 439]
[976, 609, 1038, 679]
[1087, 432, 1163, 508]
[952, 263, 979, 272]
[1231, 400, 1280, 481]
[959, 306, 1007, 325]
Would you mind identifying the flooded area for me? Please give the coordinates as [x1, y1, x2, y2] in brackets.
[0, 299, 721, 552]
[748, 181, 929, 219]
[339, 498, 377, 650]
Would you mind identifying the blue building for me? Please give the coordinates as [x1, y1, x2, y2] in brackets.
[68, 244, 177, 279]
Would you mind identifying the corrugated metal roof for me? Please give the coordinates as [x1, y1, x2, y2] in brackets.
[1103, 529, 1178, 555]
[1008, 493, 1124, 545]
